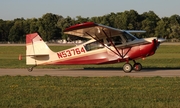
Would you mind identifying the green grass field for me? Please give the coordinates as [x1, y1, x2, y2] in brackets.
[1, 45, 180, 107]
[1, 76, 180, 108]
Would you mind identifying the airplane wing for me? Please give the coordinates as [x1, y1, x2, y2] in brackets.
[64, 22, 122, 39]
[64, 22, 146, 39]
[64, 22, 154, 59]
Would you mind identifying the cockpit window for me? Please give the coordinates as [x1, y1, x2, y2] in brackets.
[84, 39, 104, 51]
[107, 36, 122, 46]
[122, 32, 136, 42]
[106, 32, 137, 46]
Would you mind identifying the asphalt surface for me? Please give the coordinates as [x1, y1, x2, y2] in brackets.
[0, 68, 180, 77]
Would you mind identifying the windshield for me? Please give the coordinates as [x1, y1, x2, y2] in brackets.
[122, 32, 136, 42]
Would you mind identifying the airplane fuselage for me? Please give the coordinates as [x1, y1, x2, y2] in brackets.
[32, 37, 158, 65]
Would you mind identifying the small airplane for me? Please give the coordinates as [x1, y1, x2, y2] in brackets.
[26, 22, 165, 72]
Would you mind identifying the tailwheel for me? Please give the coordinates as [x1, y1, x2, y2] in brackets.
[27, 67, 33, 72]
[123, 63, 133, 73]
[133, 63, 142, 71]
[27, 65, 36, 72]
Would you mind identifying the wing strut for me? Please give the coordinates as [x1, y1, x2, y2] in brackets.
[121, 48, 131, 58]
[85, 31, 121, 57]
[101, 28, 124, 58]
[85, 32, 105, 46]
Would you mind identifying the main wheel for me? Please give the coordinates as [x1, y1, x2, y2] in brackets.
[123, 63, 132, 73]
[133, 63, 142, 71]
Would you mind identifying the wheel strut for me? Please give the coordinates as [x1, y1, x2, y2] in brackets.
[27, 65, 36, 72]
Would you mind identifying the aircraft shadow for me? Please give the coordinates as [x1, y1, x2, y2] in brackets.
[83, 67, 180, 72]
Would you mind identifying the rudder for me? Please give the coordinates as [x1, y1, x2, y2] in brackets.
[26, 33, 51, 65]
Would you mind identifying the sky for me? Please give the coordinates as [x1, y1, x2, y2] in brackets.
[0, 0, 180, 20]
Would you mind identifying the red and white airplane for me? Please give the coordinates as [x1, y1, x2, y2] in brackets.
[26, 22, 165, 72]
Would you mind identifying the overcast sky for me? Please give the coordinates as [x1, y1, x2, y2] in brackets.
[0, 0, 179, 20]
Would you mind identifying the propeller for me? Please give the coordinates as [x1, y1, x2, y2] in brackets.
[157, 38, 166, 48]
[157, 38, 166, 43]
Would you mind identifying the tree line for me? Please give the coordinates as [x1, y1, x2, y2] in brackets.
[0, 10, 180, 43]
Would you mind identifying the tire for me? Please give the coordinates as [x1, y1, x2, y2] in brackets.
[133, 63, 142, 71]
[123, 63, 132, 73]
[27, 67, 33, 72]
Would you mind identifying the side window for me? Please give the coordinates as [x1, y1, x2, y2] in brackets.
[84, 40, 104, 51]
[123, 32, 136, 42]
[107, 36, 122, 46]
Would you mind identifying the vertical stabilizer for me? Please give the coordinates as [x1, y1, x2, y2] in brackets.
[26, 33, 52, 65]
[26, 33, 51, 56]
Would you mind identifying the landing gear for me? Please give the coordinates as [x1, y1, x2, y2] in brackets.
[133, 63, 142, 71]
[122, 61, 142, 73]
[133, 60, 142, 71]
[27, 65, 36, 72]
[123, 63, 133, 73]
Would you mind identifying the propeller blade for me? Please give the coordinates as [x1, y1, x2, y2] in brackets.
[158, 38, 166, 43]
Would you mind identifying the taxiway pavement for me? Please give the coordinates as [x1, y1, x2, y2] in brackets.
[0, 68, 180, 77]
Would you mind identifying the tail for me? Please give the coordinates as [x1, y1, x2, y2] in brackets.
[26, 33, 52, 65]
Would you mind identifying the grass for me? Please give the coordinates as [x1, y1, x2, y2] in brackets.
[0, 45, 180, 69]
[0, 76, 180, 107]
[1, 45, 180, 107]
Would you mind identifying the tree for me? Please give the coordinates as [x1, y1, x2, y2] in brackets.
[141, 11, 160, 37]
[37, 13, 61, 41]
[28, 18, 39, 33]
[75, 16, 89, 23]
[57, 16, 75, 40]
[1, 10, 180, 43]
[0, 19, 7, 42]
[155, 17, 170, 39]
[0, 20, 14, 42]
[168, 15, 180, 39]
[8, 19, 25, 42]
